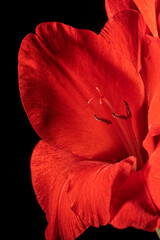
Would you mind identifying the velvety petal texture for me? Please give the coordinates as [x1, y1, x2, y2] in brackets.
[141, 37, 160, 138]
[142, 143, 160, 214]
[67, 156, 137, 227]
[109, 168, 159, 230]
[100, 10, 146, 72]
[31, 140, 159, 240]
[31, 140, 89, 240]
[18, 11, 147, 161]
[148, 82, 160, 138]
[158, 0, 160, 35]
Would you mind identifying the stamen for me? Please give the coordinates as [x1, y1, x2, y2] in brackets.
[124, 101, 132, 118]
[112, 101, 131, 120]
[88, 88, 145, 170]
[94, 115, 112, 125]
[112, 113, 128, 120]
[88, 89, 135, 157]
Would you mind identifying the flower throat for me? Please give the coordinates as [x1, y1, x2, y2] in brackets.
[88, 87, 145, 170]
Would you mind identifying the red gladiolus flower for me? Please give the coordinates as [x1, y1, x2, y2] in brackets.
[18, 10, 160, 240]
[105, 0, 160, 37]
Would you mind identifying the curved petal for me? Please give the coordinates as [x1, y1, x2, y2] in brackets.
[158, 12, 160, 36]
[143, 131, 155, 157]
[67, 156, 159, 231]
[67, 156, 137, 228]
[100, 10, 147, 73]
[141, 37, 160, 106]
[31, 143, 159, 237]
[100, 10, 147, 144]
[31, 140, 89, 240]
[105, 0, 137, 18]
[142, 143, 160, 214]
[110, 170, 159, 231]
[148, 82, 160, 137]
[105, 0, 159, 37]
[158, 0, 160, 35]
[18, 12, 146, 160]
[18, 22, 124, 161]
[141, 37, 160, 138]
[133, 0, 159, 37]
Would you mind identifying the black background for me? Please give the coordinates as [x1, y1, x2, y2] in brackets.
[8, 0, 158, 239]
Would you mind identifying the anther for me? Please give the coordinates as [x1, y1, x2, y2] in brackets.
[112, 101, 132, 120]
[94, 115, 112, 125]
[112, 113, 128, 120]
[124, 101, 132, 118]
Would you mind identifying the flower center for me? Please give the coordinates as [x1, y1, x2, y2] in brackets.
[88, 87, 145, 170]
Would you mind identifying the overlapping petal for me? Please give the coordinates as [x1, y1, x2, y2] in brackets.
[30, 141, 137, 239]
[142, 143, 160, 214]
[31, 140, 89, 240]
[109, 168, 159, 231]
[141, 37, 160, 140]
[18, 11, 147, 160]
[105, 0, 137, 19]
[148, 82, 160, 138]
[31, 140, 159, 240]
[67, 151, 159, 232]
[100, 10, 147, 72]
[67, 156, 137, 228]
[105, 0, 159, 37]
[141, 37, 160, 105]
[133, 0, 159, 37]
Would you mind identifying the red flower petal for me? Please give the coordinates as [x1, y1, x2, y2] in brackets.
[67, 156, 137, 228]
[100, 10, 147, 72]
[105, 0, 160, 37]
[143, 130, 155, 157]
[158, 1, 160, 35]
[18, 12, 146, 160]
[31, 140, 89, 240]
[141, 37, 160, 137]
[141, 38, 160, 105]
[18, 22, 125, 161]
[148, 83, 160, 137]
[31, 140, 159, 239]
[110, 170, 159, 231]
[133, 0, 159, 37]
[67, 156, 159, 231]
[100, 10, 148, 144]
[105, 0, 137, 18]
[142, 143, 160, 214]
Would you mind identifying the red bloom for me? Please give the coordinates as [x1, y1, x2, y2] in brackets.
[105, 0, 160, 37]
[18, 10, 160, 240]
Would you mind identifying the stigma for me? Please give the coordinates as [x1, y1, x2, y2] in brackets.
[88, 87, 144, 170]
